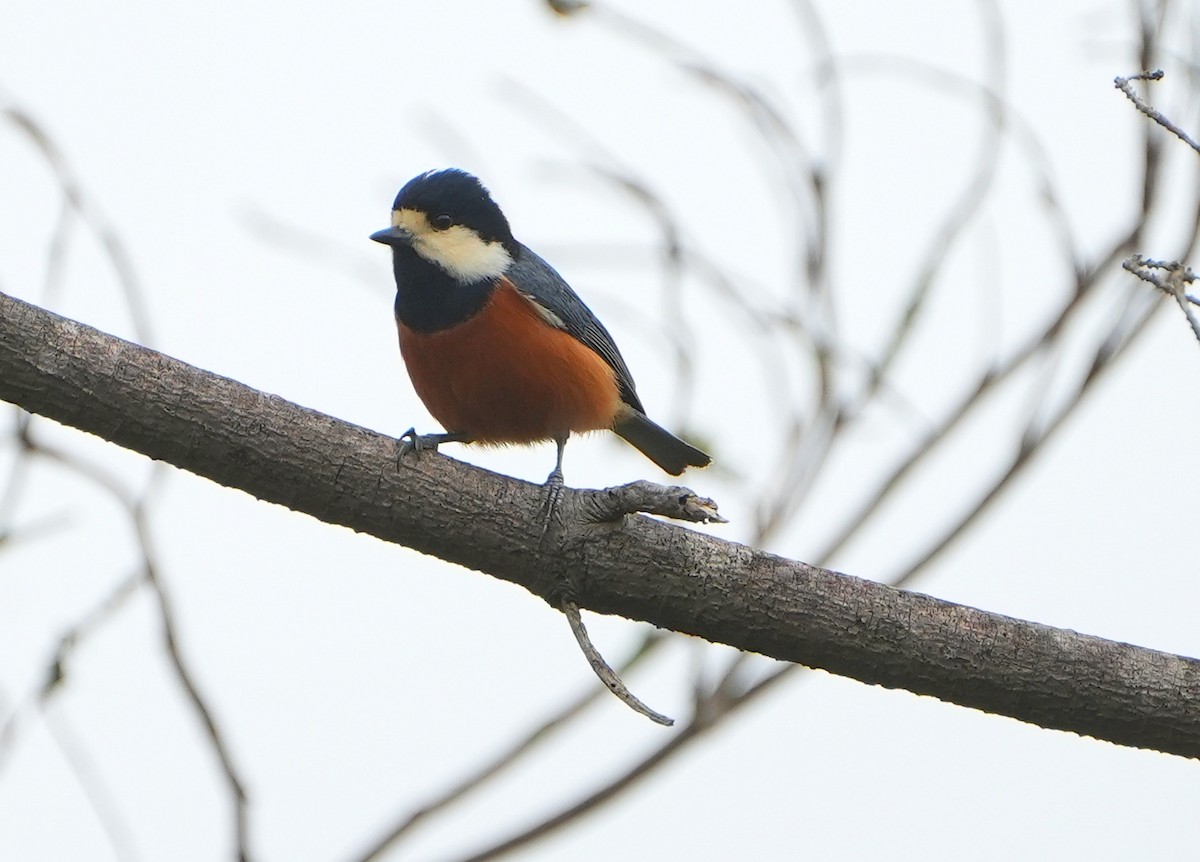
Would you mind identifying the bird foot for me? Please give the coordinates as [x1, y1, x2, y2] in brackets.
[395, 429, 470, 469]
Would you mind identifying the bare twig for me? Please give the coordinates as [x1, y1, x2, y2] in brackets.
[561, 598, 673, 726]
[1114, 69, 1200, 154]
[1123, 254, 1200, 344]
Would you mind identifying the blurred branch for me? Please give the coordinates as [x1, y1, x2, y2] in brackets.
[41, 706, 144, 862]
[353, 631, 666, 862]
[18, 429, 254, 862]
[404, 7, 1197, 857]
[446, 660, 801, 862]
[578, 5, 844, 539]
[499, 85, 706, 425]
[2, 99, 253, 860]
[442, 271, 1169, 862]
[865, 0, 1007, 400]
[1, 105, 154, 343]
[453, 721, 706, 862]
[240, 208, 386, 289]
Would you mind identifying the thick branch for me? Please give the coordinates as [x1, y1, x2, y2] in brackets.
[2, 290, 1198, 758]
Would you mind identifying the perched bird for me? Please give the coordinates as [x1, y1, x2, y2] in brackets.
[370, 168, 710, 491]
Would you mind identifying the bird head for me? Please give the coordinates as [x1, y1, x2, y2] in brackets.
[370, 169, 519, 284]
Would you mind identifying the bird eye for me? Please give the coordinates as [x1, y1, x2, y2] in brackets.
[432, 213, 453, 231]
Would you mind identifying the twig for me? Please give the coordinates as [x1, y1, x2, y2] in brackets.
[1114, 70, 1200, 154]
[1123, 254, 1200, 345]
[561, 598, 673, 726]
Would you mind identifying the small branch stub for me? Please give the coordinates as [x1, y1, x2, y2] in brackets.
[561, 597, 674, 726]
[585, 479, 726, 524]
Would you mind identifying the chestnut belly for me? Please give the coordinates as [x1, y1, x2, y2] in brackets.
[397, 284, 622, 443]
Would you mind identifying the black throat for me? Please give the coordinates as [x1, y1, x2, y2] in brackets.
[390, 245, 497, 333]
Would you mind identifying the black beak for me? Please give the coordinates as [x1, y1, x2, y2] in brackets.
[370, 226, 412, 247]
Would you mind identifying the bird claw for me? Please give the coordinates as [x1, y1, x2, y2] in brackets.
[397, 427, 429, 456]
[395, 429, 472, 471]
[395, 428, 418, 471]
[395, 428, 442, 471]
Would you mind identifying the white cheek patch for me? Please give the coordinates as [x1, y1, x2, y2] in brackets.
[394, 208, 513, 284]
[416, 225, 513, 283]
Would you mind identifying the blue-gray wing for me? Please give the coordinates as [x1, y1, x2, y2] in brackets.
[506, 243, 645, 415]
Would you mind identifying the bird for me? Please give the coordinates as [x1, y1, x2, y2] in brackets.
[370, 168, 710, 496]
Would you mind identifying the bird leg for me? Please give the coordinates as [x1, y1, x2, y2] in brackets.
[539, 435, 568, 542]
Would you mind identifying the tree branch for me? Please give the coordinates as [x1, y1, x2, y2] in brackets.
[2, 289, 1198, 759]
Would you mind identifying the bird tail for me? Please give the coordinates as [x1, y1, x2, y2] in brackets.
[613, 411, 711, 476]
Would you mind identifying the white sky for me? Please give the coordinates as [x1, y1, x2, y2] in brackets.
[1, 1, 1199, 860]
